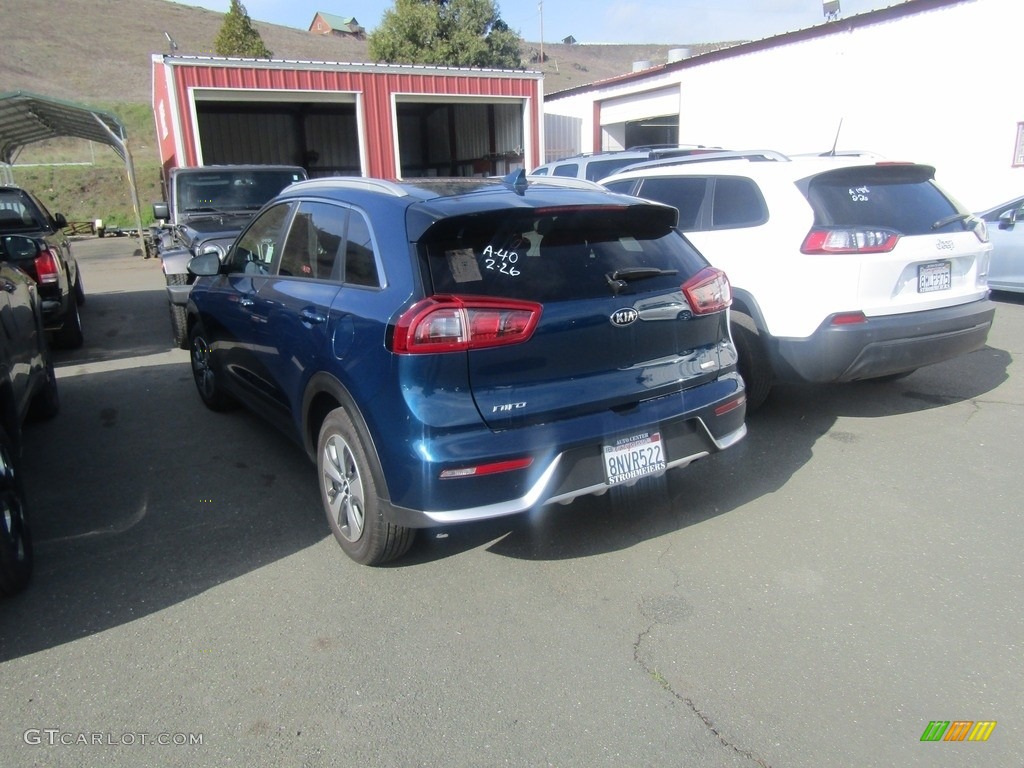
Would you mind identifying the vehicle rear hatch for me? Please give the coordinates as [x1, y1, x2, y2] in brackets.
[800, 163, 991, 317]
[416, 203, 730, 429]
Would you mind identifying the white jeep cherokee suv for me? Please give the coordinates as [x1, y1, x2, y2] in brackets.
[602, 151, 995, 409]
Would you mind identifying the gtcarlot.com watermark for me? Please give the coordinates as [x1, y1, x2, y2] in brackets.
[24, 729, 203, 747]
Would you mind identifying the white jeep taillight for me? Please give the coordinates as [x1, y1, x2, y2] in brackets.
[391, 295, 542, 354]
[801, 228, 900, 254]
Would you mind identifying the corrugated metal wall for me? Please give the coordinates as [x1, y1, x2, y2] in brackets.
[162, 59, 541, 178]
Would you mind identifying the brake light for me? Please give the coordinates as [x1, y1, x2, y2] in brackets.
[801, 228, 900, 254]
[34, 248, 60, 284]
[682, 267, 731, 314]
[392, 295, 542, 354]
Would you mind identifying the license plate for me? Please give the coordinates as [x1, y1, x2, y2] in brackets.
[603, 431, 666, 485]
[918, 261, 951, 293]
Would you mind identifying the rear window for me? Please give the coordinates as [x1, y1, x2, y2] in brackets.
[583, 157, 645, 182]
[422, 207, 706, 302]
[805, 166, 964, 235]
[0, 191, 43, 231]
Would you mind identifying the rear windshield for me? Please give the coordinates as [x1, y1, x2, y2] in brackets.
[422, 207, 707, 302]
[804, 166, 965, 235]
[0, 191, 44, 231]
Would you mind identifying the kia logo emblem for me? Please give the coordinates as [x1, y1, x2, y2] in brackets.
[610, 308, 638, 326]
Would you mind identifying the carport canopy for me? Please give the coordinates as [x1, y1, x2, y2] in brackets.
[0, 90, 144, 243]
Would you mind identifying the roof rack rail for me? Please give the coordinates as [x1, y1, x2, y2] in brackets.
[613, 149, 790, 175]
[287, 177, 409, 197]
[526, 176, 605, 191]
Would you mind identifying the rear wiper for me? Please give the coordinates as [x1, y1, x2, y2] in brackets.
[931, 212, 974, 230]
[606, 267, 678, 294]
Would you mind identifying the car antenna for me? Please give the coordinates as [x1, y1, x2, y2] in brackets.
[827, 118, 844, 157]
[503, 169, 529, 196]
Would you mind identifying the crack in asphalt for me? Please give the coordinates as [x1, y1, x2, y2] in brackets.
[633, 625, 773, 768]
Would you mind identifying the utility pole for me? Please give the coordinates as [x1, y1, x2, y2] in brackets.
[539, 1, 544, 64]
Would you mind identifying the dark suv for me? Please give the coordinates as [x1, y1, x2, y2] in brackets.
[0, 186, 84, 349]
[0, 236, 61, 596]
[185, 173, 747, 565]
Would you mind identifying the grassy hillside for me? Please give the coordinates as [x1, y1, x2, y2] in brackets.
[1, 0, 726, 226]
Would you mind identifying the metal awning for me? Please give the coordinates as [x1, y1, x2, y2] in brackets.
[0, 91, 144, 249]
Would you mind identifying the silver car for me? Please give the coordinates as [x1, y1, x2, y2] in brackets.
[979, 195, 1024, 293]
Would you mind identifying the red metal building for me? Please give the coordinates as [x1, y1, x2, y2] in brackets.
[152, 55, 543, 181]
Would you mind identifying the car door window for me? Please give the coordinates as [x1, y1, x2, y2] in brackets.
[226, 203, 291, 274]
[343, 212, 380, 288]
[280, 201, 346, 280]
[636, 177, 709, 230]
[710, 176, 767, 229]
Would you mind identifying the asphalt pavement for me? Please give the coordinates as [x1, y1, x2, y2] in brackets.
[1, 235, 1021, 767]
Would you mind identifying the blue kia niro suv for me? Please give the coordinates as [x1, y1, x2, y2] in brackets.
[185, 172, 746, 565]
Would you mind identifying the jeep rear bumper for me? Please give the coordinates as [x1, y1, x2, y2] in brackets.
[768, 297, 996, 383]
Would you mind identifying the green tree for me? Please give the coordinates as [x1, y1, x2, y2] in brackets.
[369, 0, 522, 69]
[215, 0, 273, 58]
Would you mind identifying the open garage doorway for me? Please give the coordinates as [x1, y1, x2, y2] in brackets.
[395, 97, 526, 178]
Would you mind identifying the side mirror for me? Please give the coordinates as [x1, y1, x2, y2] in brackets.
[0, 235, 40, 261]
[53, 212, 68, 228]
[998, 209, 1018, 231]
[153, 202, 170, 220]
[187, 251, 222, 277]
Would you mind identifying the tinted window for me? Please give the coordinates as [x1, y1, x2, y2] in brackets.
[711, 177, 767, 229]
[805, 166, 962, 234]
[531, 167, 549, 176]
[584, 157, 644, 182]
[422, 207, 706, 302]
[343, 213, 380, 288]
[636, 177, 708, 230]
[553, 164, 579, 178]
[0, 191, 43, 231]
[226, 203, 291, 274]
[280, 201, 346, 280]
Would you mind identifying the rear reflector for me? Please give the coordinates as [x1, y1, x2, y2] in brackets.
[392, 295, 542, 354]
[714, 395, 746, 416]
[440, 457, 534, 479]
[682, 267, 732, 314]
[830, 311, 867, 326]
[34, 248, 60, 284]
[801, 228, 900, 254]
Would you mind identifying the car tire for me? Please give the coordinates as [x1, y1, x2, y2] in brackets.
[731, 316, 773, 412]
[74, 274, 85, 306]
[317, 407, 414, 566]
[189, 325, 235, 412]
[28, 359, 60, 422]
[0, 425, 32, 597]
[53, 294, 84, 349]
[166, 274, 189, 349]
[169, 304, 188, 350]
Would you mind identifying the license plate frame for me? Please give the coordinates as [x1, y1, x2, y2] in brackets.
[918, 260, 952, 293]
[603, 431, 666, 486]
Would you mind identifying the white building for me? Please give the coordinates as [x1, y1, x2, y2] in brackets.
[541, 0, 1022, 211]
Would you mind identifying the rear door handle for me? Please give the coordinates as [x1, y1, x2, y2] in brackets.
[239, 297, 254, 309]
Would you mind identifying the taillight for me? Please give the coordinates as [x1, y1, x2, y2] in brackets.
[34, 248, 60, 284]
[682, 267, 731, 314]
[391, 295, 542, 354]
[830, 312, 867, 326]
[801, 228, 900, 254]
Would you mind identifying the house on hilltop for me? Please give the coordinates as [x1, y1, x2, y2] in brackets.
[308, 12, 366, 39]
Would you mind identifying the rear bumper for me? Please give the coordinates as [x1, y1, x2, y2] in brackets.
[769, 297, 996, 383]
[381, 374, 747, 528]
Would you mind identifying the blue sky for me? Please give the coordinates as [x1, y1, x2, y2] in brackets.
[175, 0, 898, 45]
